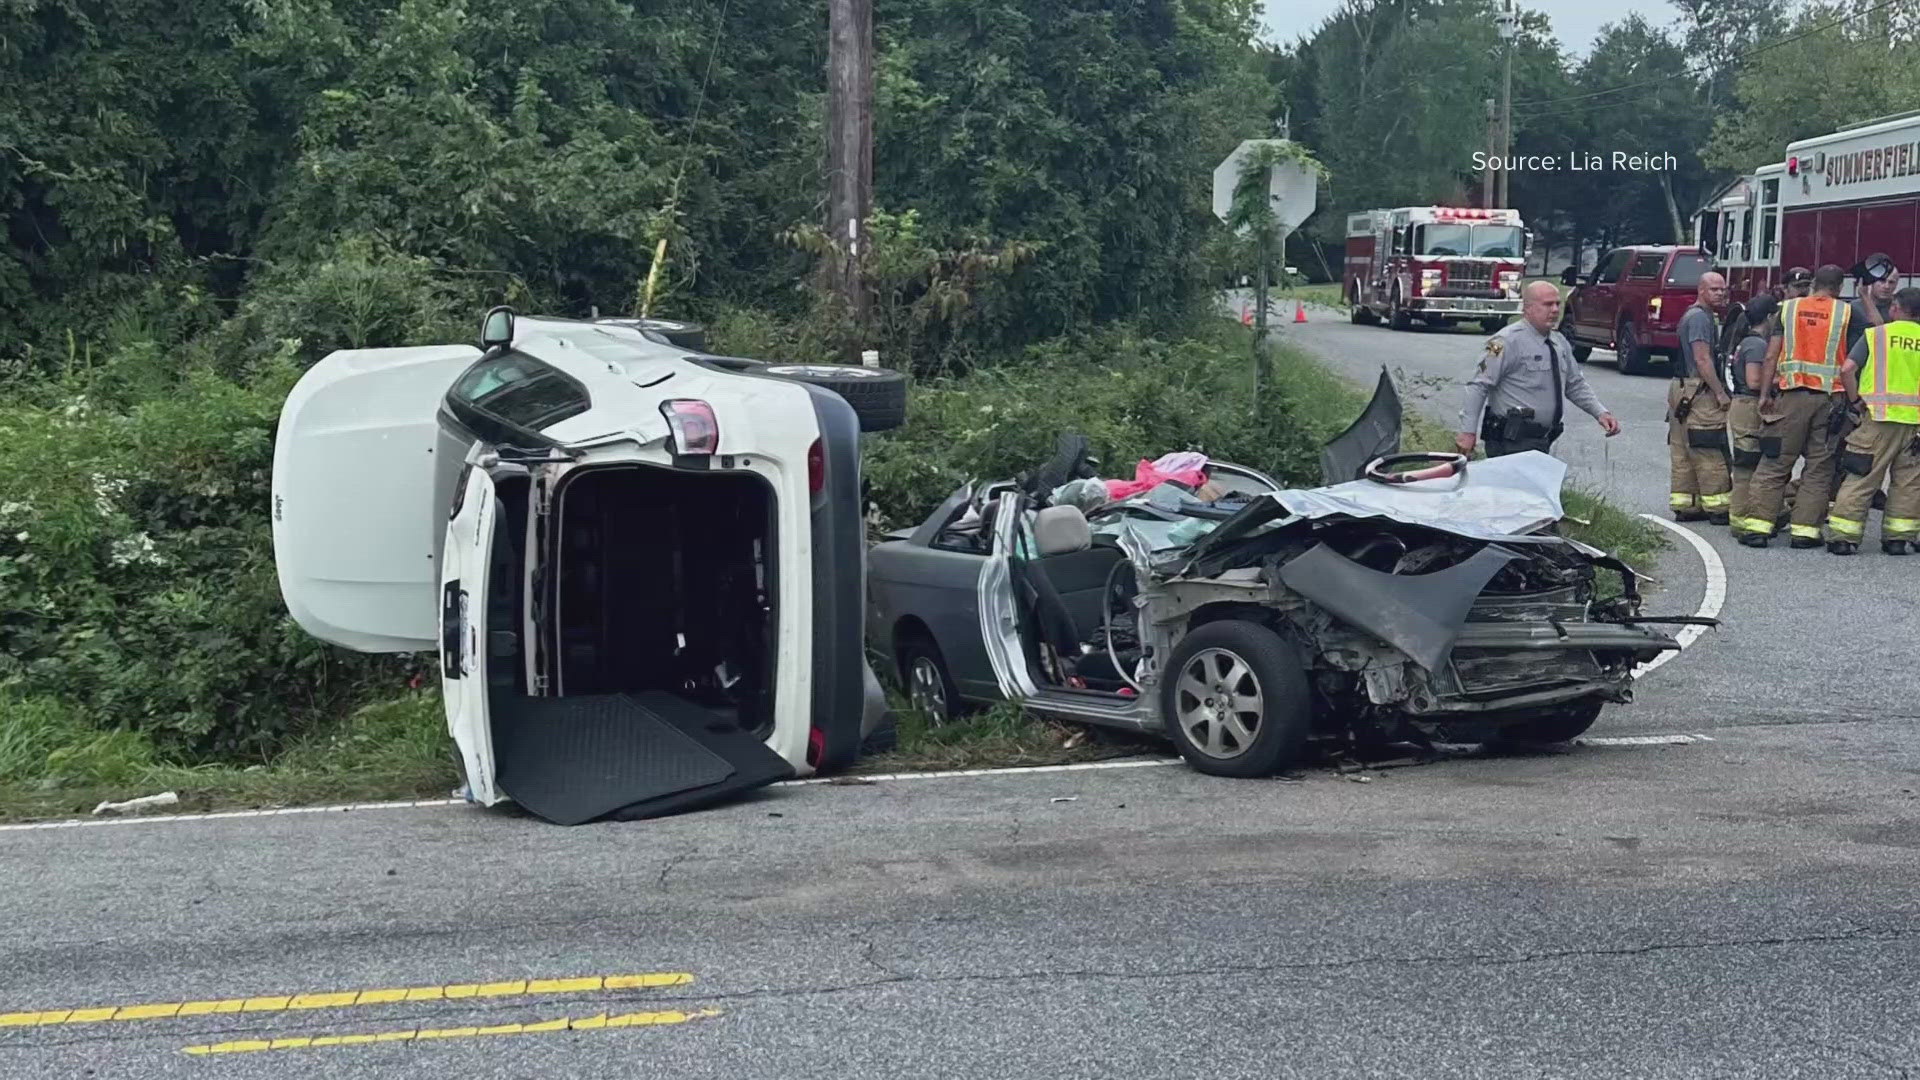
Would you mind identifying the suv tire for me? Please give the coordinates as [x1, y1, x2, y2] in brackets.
[762, 363, 909, 432]
[1160, 620, 1311, 778]
[598, 316, 708, 352]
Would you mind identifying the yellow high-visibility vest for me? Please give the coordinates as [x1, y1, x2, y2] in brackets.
[1778, 295, 1851, 393]
[1863, 322, 1920, 424]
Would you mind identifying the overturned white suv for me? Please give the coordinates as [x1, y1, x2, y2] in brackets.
[271, 308, 907, 824]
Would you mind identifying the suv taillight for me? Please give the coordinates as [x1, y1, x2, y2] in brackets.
[808, 438, 825, 492]
[660, 399, 719, 455]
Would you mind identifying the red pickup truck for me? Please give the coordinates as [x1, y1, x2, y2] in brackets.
[1558, 245, 1715, 376]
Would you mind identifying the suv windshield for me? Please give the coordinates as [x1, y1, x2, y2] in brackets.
[1666, 254, 1711, 287]
[446, 351, 590, 446]
[1418, 224, 1523, 257]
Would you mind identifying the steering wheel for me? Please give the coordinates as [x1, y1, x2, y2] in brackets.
[1364, 452, 1469, 487]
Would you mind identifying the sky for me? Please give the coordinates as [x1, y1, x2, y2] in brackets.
[1257, 0, 1685, 57]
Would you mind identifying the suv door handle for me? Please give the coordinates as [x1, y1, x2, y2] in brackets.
[441, 581, 464, 678]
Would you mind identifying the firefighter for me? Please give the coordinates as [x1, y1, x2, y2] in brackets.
[1742, 264, 1855, 548]
[1669, 271, 1735, 523]
[1772, 267, 1816, 514]
[1826, 287, 1920, 555]
[1455, 280, 1620, 458]
[1726, 293, 1778, 538]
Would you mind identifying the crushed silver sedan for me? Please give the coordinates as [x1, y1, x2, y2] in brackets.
[868, 381, 1700, 777]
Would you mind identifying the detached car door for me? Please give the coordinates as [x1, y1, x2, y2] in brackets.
[271, 345, 483, 651]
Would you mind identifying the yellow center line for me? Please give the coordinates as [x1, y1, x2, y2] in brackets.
[0, 973, 694, 1028]
[181, 1007, 724, 1055]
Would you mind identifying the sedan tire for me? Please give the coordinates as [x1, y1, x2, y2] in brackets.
[1160, 620, 1311, 778]
[898, 635, 961, 726]
[1492, 697, 1605, 745]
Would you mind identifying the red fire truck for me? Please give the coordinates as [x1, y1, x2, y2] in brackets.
[1695, 110, 1920, 299]
[1344, 206, 1530, 333]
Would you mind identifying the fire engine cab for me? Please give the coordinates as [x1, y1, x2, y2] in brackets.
[1344, 206, 1529, 333]
[1695, 110, 1920, 300]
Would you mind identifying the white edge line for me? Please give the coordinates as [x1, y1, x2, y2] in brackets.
[781, 756, 1182, 786]
[1630, 513, 1727, 679]
[0, 760, 1186, 834]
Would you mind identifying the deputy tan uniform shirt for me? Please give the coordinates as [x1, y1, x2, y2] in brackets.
[1457, 321, 1608, 435]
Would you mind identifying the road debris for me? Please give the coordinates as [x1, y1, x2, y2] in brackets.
[91, 791, 180, 816]
[1050, 796, 1078, 803]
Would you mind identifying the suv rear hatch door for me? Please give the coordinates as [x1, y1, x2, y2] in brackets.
[271, 345, 482, 652]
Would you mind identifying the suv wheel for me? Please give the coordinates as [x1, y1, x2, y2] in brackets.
[597, 316, 707, 352]
[1160, 621, 1310, 778]
[762, 363, 909, 432]
[1616, 321, 1653, 375]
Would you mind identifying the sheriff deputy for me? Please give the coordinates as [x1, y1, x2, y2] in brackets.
[1456, 280, 1621, 458]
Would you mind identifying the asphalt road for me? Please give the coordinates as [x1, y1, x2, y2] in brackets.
[4, 730, 1920, 1079]
[4, 304, 1919, 1077]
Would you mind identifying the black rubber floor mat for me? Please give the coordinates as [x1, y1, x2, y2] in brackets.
[491, 691, 793, 826]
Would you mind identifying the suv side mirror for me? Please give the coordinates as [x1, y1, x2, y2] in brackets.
[480, 306, 516, 349]
[1560, 265, 1579, 287]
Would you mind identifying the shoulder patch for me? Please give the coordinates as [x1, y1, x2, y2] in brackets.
[1484, 337, 1504, 357]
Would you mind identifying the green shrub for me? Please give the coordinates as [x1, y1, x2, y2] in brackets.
[861, 321, 1335, 530]
[212, 233, 482, 373]
[0, 686, 155, 783]
[0, 357, 401, 760]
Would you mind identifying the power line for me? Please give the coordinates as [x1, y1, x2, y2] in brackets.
[1511, 0, 1900, 109]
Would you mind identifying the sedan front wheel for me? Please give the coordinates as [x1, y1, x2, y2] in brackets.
[1160, 621, 1311, 778]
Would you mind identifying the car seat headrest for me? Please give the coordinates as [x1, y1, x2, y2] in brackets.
[1033, 504, 1092, 557]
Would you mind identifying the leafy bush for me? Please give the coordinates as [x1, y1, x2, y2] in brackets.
[0, 357, 401, 761]
[861, 321, 1341, 530]
[218, 234, 478, 371]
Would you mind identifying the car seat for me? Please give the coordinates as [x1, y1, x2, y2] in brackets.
[1021, 505, 1137, 687]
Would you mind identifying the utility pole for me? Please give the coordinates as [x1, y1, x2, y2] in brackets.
[1496, 1, 1517, 208]
[1482, 97, 1496, 208]
[826, 0, 873, 356]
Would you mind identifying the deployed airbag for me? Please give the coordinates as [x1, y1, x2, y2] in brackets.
[1276, 542, 1517, 672]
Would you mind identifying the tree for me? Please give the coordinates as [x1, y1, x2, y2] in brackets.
[1705, 2, 1919, 173]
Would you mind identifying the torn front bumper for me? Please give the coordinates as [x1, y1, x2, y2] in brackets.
[1402, 621, 1679, 715]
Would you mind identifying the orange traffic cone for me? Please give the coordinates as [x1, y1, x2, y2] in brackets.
[1293, 301, 1308, 324]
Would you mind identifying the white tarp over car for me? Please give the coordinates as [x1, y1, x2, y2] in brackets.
[1266, 451, 1567, 541]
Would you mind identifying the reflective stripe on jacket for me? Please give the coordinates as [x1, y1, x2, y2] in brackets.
[1864, 322, 1920, 424]
[1778, 295, 1851, 393]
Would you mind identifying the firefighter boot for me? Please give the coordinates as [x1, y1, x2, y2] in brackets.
[1883, 539, 1911, 555]
[1829, 539, 1859, 555]
[1790, 534, 1824, 549]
